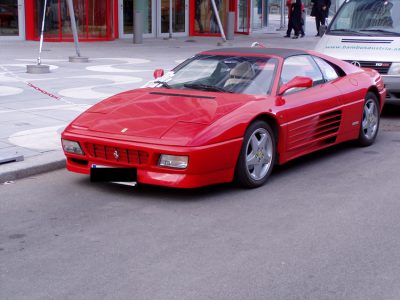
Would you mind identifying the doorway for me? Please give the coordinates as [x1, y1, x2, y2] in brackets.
[119, 0, 155, 38]
[236, 0, 250, 34]
[119, 0, 188, 38]
[157, 0, 188, 37]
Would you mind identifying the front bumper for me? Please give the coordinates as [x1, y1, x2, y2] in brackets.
[382, 75, 400, 102]
[62, 132, 243, 189]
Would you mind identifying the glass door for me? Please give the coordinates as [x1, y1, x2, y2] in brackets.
[157, 0, 188, 37]
[0, 0, 25, 39]
[236, 0, 250, 34]
[119, 0, 155, 38]
[252, 0, 263, 30]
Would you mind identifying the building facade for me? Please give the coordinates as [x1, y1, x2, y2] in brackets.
[0, 0, 343, 41]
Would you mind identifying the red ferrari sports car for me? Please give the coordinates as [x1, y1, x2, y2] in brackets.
[61, 47, 386, 188]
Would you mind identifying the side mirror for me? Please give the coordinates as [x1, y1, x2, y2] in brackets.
[278, 76, 313, 95]
[153, 69, 165, 79]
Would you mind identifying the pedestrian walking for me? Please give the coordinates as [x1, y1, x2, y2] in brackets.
[311, 0, 331, 36]
[291, 0, 303, 39]
[300, 3, 306, 36]
[284, 0, 294, 38]
[284, 0, 305, 38]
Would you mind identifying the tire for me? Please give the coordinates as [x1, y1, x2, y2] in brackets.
[357, 92, 380, 147]
[235, 120, 276, 188]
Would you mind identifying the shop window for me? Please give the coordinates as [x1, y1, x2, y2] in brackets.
[32, 0, 114, 41]
[0, 0, 19, 36]
[193, 0, 229, 34]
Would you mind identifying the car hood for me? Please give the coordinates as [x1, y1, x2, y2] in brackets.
[69, 88, 257, 144]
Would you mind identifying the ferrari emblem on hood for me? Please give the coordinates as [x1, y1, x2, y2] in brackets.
[113, 150, 120, 160]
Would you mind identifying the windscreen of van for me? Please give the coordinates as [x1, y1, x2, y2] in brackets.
[328, 0, 400, 36]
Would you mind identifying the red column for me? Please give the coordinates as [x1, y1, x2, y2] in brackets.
[113, 0, 119, 39]
[25, 0, 35, 40]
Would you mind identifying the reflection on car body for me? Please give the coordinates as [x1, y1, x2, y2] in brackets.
[61, 47, 386, 189]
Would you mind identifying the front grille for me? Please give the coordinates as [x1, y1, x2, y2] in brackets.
[346, 60, 392, 74]
[85, 143, 149, 165]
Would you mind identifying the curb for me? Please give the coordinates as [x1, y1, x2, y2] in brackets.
[0, 151, 66, 183]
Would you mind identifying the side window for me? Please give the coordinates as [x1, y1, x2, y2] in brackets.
[281, 55, 324, 87]
[313, 57, 339, 82]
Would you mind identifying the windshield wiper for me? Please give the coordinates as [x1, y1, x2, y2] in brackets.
[183, 83, 233, 93]
[154, 80, 172, 89]
[358, 29, 400, 36]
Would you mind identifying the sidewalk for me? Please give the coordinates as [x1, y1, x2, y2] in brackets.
[0, 22, 321, 183]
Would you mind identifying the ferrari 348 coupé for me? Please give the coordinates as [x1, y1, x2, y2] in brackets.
[61, 47, 386, 188]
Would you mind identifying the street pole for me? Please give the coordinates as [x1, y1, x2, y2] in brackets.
[264, 0, 269, 27]
[279, 0, 285, 30]
[169, 0, 173, 39]
[38, 0, 48, 65]
[210, 0, 227, 43]
[27, 0, 50, 73]
[67, 0, 88, 62]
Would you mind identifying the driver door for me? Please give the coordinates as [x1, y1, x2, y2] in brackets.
[278, 55, 343, 160]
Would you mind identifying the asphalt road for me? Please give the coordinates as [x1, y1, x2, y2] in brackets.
[1, 106, 400, 300]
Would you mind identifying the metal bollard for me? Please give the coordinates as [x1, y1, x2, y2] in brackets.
[226, 12, 235, 40]
[134, 11, 143, 44]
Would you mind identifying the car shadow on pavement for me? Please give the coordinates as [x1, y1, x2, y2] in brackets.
[382, 103, 400, 118]
[71, 144, 356, 201]
[72, 175, 242, 202]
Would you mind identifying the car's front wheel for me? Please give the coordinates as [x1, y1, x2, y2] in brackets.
[358, 92, 380, 147]
[235, 120, 276, 188]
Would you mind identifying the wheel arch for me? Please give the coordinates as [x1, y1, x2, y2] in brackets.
[367, 86, 381, 106]
[234, 113, 279, 188]
[249, 113, 279, 142]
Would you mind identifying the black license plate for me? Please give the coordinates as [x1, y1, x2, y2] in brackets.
[90, 166, 137, 182]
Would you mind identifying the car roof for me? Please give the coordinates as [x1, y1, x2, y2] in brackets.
[200, 47, 310, 58]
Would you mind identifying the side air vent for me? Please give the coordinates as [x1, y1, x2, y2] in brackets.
[341, 38, 393, 44]
[287, 110, 342, 151]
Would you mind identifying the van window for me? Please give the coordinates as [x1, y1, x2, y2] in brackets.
[328, 0, 400, 36]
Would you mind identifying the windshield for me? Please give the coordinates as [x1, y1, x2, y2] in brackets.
[153, 55, 278, 95]
[328, 0, 400, 36]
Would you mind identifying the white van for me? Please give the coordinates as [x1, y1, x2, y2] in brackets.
[315, 0, 400, 103]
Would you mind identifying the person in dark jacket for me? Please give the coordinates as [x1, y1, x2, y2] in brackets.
[311, 0, 331, 36]
[284, 0, 305, 38]
[291, 0, 303, 39]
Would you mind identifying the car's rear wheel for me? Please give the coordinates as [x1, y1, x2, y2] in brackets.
[235, 120, 276, 188]
[358, 92, 380, 146]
